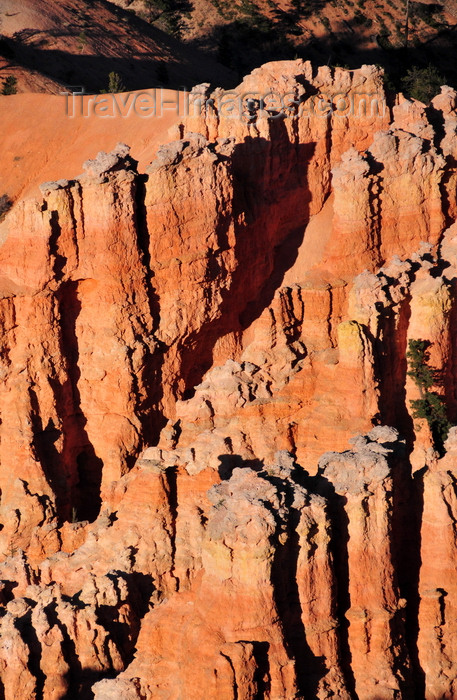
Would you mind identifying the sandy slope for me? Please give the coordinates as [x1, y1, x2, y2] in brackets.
[0, 89, 185, 202]
[0, 0, 235, 93]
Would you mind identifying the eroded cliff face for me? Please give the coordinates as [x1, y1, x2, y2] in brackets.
[1, 60, 457, 698]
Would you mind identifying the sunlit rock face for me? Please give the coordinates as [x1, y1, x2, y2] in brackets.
[1, 60, 457, 698]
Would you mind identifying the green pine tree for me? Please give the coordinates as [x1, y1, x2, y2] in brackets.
[402, 65, 445, 104]
[407, 339, 451, 453]
[2, 76, 17, 95]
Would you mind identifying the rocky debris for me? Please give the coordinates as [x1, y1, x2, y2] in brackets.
[82, 142, 135, 182]
[38, 179, 70, 195]
[147, 132, 225, 172]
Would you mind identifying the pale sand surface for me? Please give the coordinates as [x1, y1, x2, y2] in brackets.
[0, 89, 187, 201]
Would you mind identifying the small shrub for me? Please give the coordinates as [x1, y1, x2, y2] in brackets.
[353, 9, 367, 25]
[377, 30, 392, 50]
[143, 0, 192, 38]
[410, 393, 450, 444]
[381, 69, 396, 93]
[407, 339, 435, 392]
[321, 15, 331, 30]
[407, 339, 451, 452]
[106, 71, 125, 93]
[0, 194, 12, 221]
[402, 64, 445, 103]
[1, 75, 17, 95]
[411, 1, 442, 27]
[77, 30, 87, 51]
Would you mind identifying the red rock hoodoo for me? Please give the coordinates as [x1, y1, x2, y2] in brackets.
[1, 60, 457, 698]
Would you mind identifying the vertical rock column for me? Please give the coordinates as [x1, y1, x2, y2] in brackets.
[319, 427, 413, 699]
[407, 270, 452, 470]
[295, 487, 351, 699]
[0, 144, 162, 555]
[327, 148, 380, 276]
[417, 428, 457, 699]
[72, 149, 158, 497]
[368, 129, 445, 261]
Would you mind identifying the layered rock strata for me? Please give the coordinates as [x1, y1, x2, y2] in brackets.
[1, 60, 457, 697]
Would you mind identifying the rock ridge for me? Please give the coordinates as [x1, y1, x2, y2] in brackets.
[1, 60, 457, 697]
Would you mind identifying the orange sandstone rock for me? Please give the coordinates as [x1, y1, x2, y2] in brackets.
[1, 59, 457, 699]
